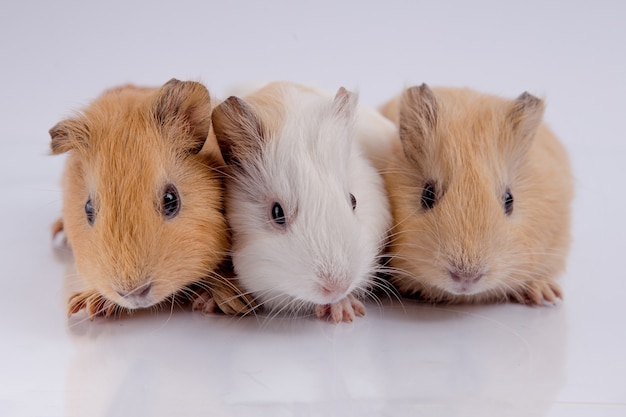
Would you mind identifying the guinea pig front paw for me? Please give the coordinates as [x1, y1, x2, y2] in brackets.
[214, 291, 256, 316]
[67, 290, 118, 320]
[191, 291, 218, 314]
[516, 280, 563, 306]
[315, 294, 366, 323]
[192, 285, 256, 316]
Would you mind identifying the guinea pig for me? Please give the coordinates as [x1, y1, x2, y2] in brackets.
[51, 79, 251, 319]
[211, 82, 393, 323]
[380, 84, 573, 305]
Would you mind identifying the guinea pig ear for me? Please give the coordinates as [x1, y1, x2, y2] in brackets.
[332, 87, 358, 121]
[211, 96, 265, 168]
[49, 119, 88, 154]
[398, 84, 438, 161]
[154, 78, 212, 154]
[506, 92, 545, 153]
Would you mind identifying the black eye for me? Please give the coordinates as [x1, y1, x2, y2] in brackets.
[504, 189, 514, 215]
[350, 193, 357, 211]
[271, 202, 286, 226]
[162, 185, 180, 219]
[421, 183, 437, 210]
[85, 198, 95, 226]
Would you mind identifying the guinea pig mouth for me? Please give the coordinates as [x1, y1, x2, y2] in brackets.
[448, 282, 483, 296]
[112, 281, 157, 309]
[445, 270, 485, 295]
[314, 283, 352, 304]
[118, 297, 156, 309]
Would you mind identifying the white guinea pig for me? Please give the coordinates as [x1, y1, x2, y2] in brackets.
[211, 82, 393, 323]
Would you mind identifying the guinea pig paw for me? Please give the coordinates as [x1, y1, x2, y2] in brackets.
[67, 290, 118, 320]
[217, 297, 252, 316]
[208, 281, 257, 316]
[521, 281, 563, 306]
[51, 218, 64, 239]
[191, 291, 218, 315]
[315, 295, 366, 323]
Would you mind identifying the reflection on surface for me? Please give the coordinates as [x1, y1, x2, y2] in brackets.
[63, 253, 567, 417]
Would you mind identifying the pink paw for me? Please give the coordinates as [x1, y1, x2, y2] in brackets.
[191, 291, 218, 314]
[315, 294, 365, 323]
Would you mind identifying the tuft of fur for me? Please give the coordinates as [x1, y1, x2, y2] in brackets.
[381, 85, 573, 305]
[51, 79, 248, 317]
[212, 82, 393, 322]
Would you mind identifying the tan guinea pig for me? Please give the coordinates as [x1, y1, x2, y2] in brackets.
[380, 84, 573, 305]
[51, 79, 251, 319]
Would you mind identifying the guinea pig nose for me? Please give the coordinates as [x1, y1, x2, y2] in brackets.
[320, 280, 349, 296]
[321, 284, 334, 295]
[449, 270, 483, 284]
[115, 282, 152, 298]
[135, 282, 152, 298]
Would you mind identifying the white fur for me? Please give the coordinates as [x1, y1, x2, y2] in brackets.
[226, 84, 392, 315]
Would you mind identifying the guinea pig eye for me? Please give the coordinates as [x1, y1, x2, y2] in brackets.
[270, 202, 286, 227]
[504, 189, 514, 215]
[350, 193, 357, 211]
[85, 198, 95, 225]
[162, 184, 180, 219]
[421, 183, 437, 210]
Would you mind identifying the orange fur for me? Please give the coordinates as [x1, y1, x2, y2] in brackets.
[381, 85, 573, 304]
[51, 79, 249, 317]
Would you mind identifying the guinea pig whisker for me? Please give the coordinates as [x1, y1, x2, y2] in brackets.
[257, 294, 297, 327]
[210, 166, 238, 181]
[381, 251, 437, 267]
[377, 168, 422, 181]
[384, 227, 430, 241]
[368, 275, 404, 301]
[242, 288, 281, 315]
[292, 299, 311, 320]
[355, 283, 384, 311]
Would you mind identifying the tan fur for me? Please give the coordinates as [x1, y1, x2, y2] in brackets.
[378, 96, 400, 125]
[234, 81, 324, 134]
[211, 82, 327, 169]
[381, 86, 573, 304]
[241, 81, 289, 135]
[52, 80, 250, 317]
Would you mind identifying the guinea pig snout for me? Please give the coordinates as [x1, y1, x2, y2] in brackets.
[114, 280, 154, 308]
[318, 273, 351, 301]
[449, 270, 483, 284]
[447, 267, 485, 294]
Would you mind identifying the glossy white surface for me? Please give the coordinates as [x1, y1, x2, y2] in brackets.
[1, 1, 625, 416]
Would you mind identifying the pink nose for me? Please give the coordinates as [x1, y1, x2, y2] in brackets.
[319, 281, 349, 297]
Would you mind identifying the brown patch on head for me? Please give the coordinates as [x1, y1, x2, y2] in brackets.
[212, 96, 265, 167]
[153, 78, 212, 154]
[56, 80, 228, 309]
[49, 119, 89, 155]
[398, 83, 438, 164]
[504, 91, 545, 160]
[212, 81, 298, 169]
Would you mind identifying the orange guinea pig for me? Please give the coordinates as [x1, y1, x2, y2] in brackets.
[51, 79, 250, 319]
[380, 84, 573, 305]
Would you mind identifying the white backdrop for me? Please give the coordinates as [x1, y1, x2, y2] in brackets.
[1, 1, 624, 416]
